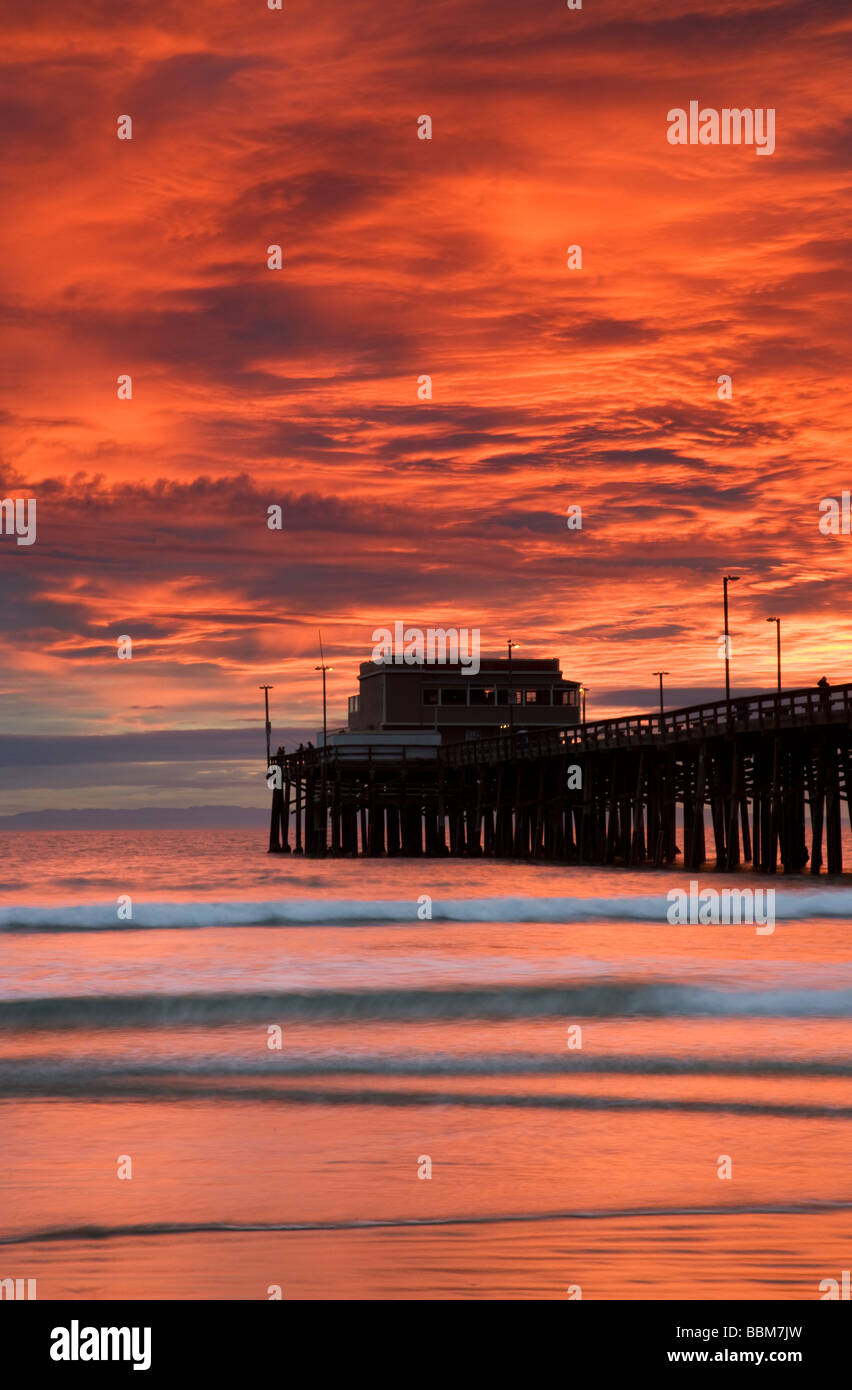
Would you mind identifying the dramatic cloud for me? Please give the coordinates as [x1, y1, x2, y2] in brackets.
[1, 0, 850, 814]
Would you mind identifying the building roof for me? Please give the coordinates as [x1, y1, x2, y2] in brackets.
[358, 657, 576, 679]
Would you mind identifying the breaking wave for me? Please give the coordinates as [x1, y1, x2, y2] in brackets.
[2, 890, 852, 932]
[1, 982, 851, 1030]
[4, 1052, 850, 1081]
[3, 1199, 851, 1248]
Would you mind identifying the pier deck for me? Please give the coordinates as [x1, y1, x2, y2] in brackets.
[268, 682, 852, 873]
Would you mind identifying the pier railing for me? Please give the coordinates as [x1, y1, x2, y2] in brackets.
[441, 682, 852, 766]
[276, 741, 440, 775]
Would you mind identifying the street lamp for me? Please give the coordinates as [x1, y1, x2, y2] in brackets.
[580, 685, 587, 725]
[506, 640, 520, 732]
[652, 671, 669, 722]
[722, 575, 740, 702]
[259, 686, 274, 764]
[315, 631, 333, 749]
[766, 617, 781, 692]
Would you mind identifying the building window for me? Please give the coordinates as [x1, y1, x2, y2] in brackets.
[552, 689, 576, 706]
[469, 686, 495, 705]
[422, 687, 439, 705]
[525, 689, 551, 704]
[440, 687, 467, 704]
[496, 689, 522, 705]
[348, 695, 360, 714]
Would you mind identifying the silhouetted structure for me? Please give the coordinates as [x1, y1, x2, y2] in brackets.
[346, 657, 580, 744]
[268, 682, 852, 874]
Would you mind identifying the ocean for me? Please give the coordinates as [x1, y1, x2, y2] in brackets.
[1, 828, 850, 1300]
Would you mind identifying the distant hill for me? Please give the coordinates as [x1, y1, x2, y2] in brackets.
[0, 806, 268, 830]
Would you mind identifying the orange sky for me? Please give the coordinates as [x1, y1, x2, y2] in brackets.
[1, 0, 851, 813]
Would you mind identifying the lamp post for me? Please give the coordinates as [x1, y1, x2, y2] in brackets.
[259, 685, 273, 764]
[766, 616, 781, 693]
[507, 640, 520, 732]
[652, 671, 669, 723]
[723, 575, 740, 703]
[580, 685, 587, 725]
[315, 631, 333, 749]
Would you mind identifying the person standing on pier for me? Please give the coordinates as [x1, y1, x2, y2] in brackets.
[817, 676, 831, 713]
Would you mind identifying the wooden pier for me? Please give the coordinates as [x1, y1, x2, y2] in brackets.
[268, 682, 852, 873]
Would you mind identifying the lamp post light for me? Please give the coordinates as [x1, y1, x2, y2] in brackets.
[315, 631, 333, 749]
[506, 640, 520, 732]
[652, 671, 669, 724]
[722, 575, 740, 703]
[580, 685, 587, 725]
[766, 616, 781, 693]
[259, 685, 274, 765]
